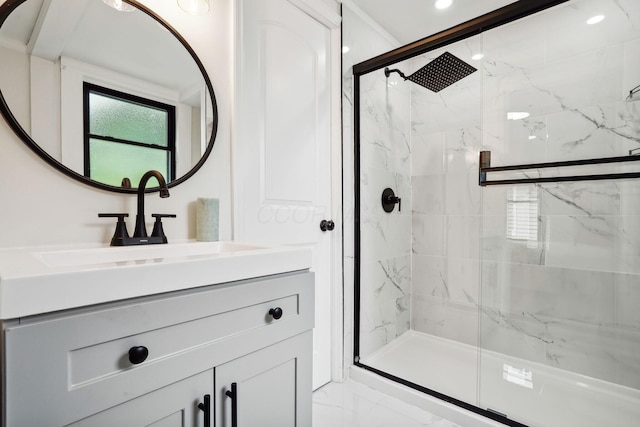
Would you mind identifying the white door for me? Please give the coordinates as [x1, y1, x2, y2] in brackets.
[234, 0, 335, 389]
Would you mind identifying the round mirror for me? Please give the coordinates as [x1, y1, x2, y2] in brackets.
[0, 0, 218, 192]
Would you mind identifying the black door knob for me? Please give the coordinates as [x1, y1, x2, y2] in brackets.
[128, 346, 149, 364]
[269, 307, 283, 319]
[320, 219, 335, 232]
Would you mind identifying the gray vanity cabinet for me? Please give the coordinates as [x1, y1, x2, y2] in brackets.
[1, 271, 314, 427]
[216, 332, 312, 427]
[68, 370, 214, 427]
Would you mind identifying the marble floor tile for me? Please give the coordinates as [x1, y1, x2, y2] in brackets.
[312, 379, 461, 427]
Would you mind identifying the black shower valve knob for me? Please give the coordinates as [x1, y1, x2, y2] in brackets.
[389, 195, 401, 211]
[381, 188, 401, 212]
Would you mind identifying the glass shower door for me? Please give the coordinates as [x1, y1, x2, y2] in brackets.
[479, 179, 640, 426]
[354, 27, 485, 408]
[478, 2, 640, 424]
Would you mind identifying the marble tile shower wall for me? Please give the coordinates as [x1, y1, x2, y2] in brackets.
[410, 36, 484, 348]
[341, 4, 414, 361]
[358, 69, 413, 360]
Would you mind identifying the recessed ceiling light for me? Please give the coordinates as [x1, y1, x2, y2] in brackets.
[471, 53, 484, 61]
[587, 15, 605, 25]
[342, 46, 350, 54]
[528, 135, 537, 140]
[507, 112, 530, 120]
[435, 0, 453, 10]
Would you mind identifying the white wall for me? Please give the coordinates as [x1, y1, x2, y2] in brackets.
[0, 0, 233, 248]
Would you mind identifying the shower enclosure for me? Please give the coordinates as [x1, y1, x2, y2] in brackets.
[346, 0, 640, 425]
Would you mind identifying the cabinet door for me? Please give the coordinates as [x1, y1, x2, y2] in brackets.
[68, 370, 213, 427]
[215, 332, 312, 427]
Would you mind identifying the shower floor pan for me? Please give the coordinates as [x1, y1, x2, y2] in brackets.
[359, 330, 640, 427]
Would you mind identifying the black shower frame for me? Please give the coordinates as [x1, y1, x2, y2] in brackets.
[352, 1, 568, 426]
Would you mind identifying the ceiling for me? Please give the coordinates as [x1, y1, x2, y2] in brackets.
[348, 0, 519, 45]
[0, 0, 201, 96]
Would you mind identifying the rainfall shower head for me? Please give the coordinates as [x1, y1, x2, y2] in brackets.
[384, 51, 477, 93]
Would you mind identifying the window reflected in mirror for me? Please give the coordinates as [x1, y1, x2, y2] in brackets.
[84, 83, 175, 187]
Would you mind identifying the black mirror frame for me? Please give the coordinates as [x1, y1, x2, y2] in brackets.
[0, 0, 219, 194]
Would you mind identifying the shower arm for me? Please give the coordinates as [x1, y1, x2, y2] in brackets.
[384, 67, 408, 80]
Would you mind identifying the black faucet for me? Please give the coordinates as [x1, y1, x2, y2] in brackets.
[134, 170, 170, 238]
[99, 170, 176, 246]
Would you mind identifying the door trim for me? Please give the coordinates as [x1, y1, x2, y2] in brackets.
[287, 0, 342, 29]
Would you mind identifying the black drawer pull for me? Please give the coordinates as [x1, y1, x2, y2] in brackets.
[225, 383, 237, 427]
[269, 307, 283, 320]
[128, 346, 149, 364]
[198, 394, 211, 427]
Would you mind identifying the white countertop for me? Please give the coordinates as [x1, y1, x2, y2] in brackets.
[0, 241, 312, 319]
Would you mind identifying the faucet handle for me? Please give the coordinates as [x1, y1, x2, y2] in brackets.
[98, 213, 130, 246]
[151, 214, 177, 223]
[151, 214, 176, 242]
[98, 213, 129, 219]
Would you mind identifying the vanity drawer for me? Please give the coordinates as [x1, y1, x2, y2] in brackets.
[3, 271, 314, 427]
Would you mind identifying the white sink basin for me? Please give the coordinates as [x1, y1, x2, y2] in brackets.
[35, 241, 267, 267]
[0, 241, 311, 319]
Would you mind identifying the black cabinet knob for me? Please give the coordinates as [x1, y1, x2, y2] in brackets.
[269, 307, 283, 320]
[128, 346, 149, 364]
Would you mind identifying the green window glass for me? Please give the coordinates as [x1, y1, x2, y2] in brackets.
[84, 83, 176, 187]
[88, 139, 169, 188]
